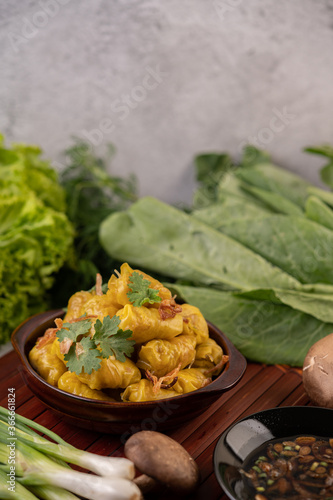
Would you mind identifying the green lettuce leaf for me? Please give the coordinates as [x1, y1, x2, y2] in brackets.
[0, 137, 74, 343]
[193, 153, 232, 208]
[241, 184, 303, 215]
[305, 196, 333, 231]
[237, 147, 311, 209]
[99, 196, 300, 291]
[168, 283, 333, 366]
[307, 186, 333, 208]
[235, 288, 333, 323]
[305, 144, 333, 189]
[193, 198, 270, 230]
[0, 144, 66, 212]
[217, 171, 275, 211]
[200, 214, 333, 285]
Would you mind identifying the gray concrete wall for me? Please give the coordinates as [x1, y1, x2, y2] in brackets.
[1, 0, 333, 205]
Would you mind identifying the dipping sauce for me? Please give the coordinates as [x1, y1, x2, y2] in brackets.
[242, 435, 333, 499]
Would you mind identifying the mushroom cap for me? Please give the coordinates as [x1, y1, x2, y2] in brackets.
[303, 333, 333, 408]
[124, 430, 200, 494]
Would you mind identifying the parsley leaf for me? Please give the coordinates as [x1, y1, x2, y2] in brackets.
[64, 337, 101, 375]
[57, 319, 92, 344]
[127, 272, 162, 307]
[56, 315, 135, 375]
[94, 315, 135, 362]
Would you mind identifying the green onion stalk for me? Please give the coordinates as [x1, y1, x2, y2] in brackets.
[0, 407, 141, 500]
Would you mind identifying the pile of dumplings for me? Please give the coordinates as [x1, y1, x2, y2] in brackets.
[29, 263, 228, 402]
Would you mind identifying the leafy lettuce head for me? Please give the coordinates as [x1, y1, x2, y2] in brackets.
[0, 136, 74, 343]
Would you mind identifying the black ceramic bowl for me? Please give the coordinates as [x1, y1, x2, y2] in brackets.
[12, 309, 247, 434]
[214, 406, 333, 500]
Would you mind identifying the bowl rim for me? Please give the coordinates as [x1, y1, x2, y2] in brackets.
[213, 405, 333, 500]
[11, 308, 247, 407]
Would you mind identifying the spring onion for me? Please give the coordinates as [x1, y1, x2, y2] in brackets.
[29, 485, 80, 500]
[0, 407, 141, 500]
[0, 468, 38, 500]
[0, 422, 134, 480]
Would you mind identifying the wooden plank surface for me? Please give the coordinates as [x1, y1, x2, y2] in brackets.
[1, 352, 309, 499]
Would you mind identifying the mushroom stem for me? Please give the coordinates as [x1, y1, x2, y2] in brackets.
[133, 474, 160, 494]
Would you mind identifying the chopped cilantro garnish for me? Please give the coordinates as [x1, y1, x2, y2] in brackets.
[93, 315, 134, 363]
[65, 337, 101, 375]
[127, 271, 162, 307]
[57, 319, 92, 344]
[56, 315, 135, 375]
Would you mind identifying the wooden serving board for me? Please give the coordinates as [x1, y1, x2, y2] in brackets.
[0, 350, 309, 499]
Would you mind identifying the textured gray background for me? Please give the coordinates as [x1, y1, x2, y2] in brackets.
[1, 0, 333, 205]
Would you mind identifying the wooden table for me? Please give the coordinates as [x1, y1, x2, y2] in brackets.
[0, 350, 309, 499]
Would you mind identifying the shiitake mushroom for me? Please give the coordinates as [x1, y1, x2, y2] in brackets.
[124, 431, 200, 496]
[303, 333, 333, 407]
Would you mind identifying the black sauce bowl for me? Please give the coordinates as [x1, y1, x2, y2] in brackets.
[213, 406, 333, 500]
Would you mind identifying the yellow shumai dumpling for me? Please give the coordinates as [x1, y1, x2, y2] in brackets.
[64, 288, 118, 324]
[116, 304, 183, 344]
[107, 262, 172, 309]
[180, 303, 209, 344]
[29, 342, 67, 386]
[121, 379, 178, 402]
[51, 339, 140, 390]
[173, 368, 211, 395]
[51, 337, 65, 363]
[58, 371, 114, 401]
[78, 294, 118, 322]
[63, 290, 94, 322]
[136, 335, 196, 378]
[77, 357, 141, 390]
[192, 338, 223, 370]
